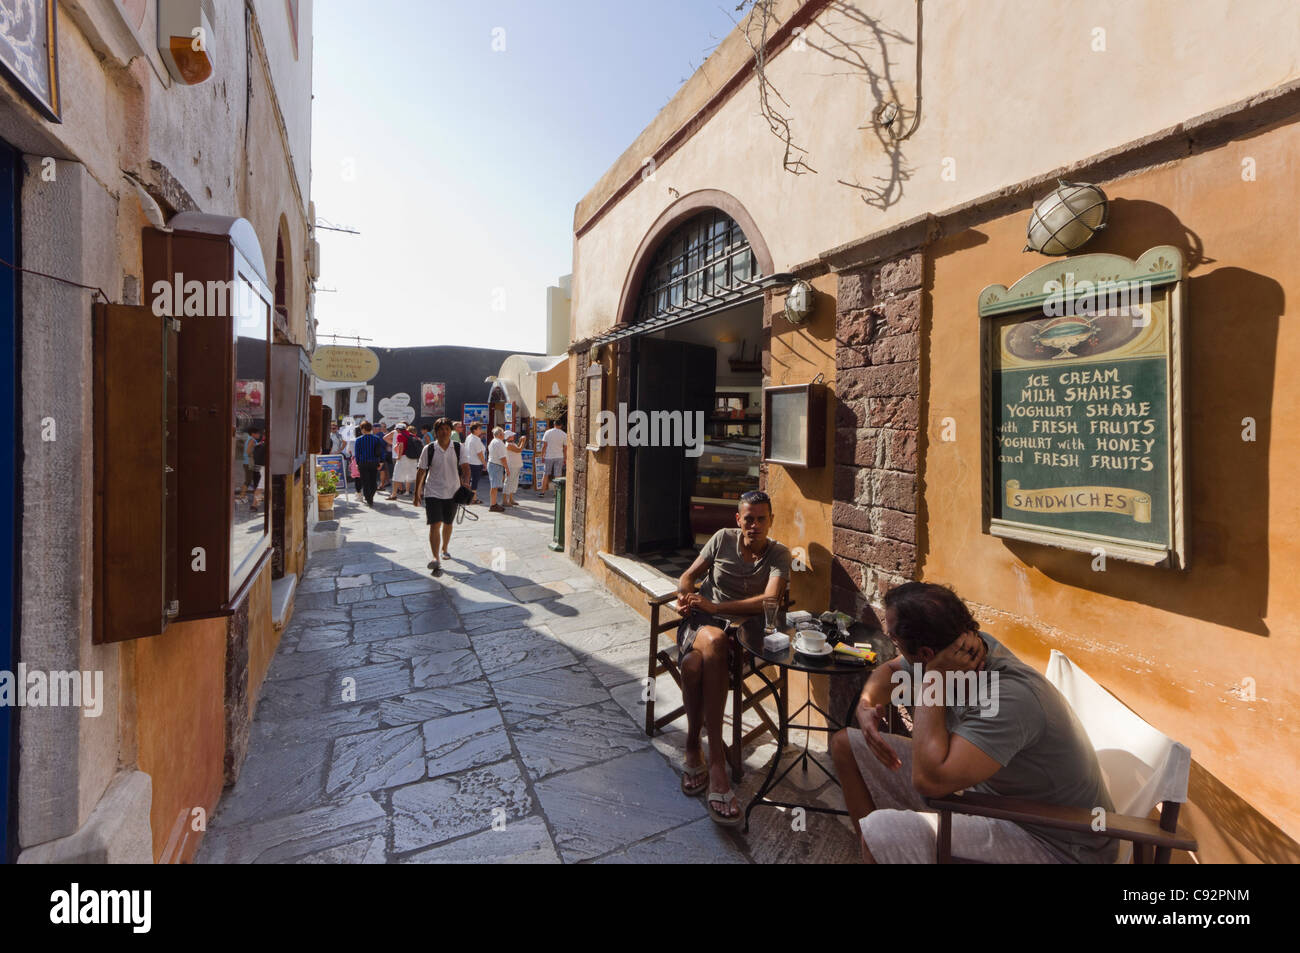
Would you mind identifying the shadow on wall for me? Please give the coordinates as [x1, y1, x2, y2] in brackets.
[1185, 760, 1300, 863]
[1005, 199, 1279, 637]
[809, 0, 922, 211]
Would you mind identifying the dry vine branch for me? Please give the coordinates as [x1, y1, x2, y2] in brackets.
[738, 0, 816, 175]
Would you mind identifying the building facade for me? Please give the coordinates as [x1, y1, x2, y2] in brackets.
[2, 0, 314, 862]
[567, 0, 1300, 862]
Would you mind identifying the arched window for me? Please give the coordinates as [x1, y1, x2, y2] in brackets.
[634, 210, 760, 325]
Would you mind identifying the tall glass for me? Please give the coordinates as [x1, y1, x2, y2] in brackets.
[763, 598, 779, 633]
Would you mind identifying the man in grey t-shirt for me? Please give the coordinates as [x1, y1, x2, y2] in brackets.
[675, 490, 791, 827]
[829, 581, 1118, 864]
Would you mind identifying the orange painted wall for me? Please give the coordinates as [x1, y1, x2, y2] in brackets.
[133, 616, 227, 863]
[767, 274, 837, 616]
[922, 118, 1300, 861]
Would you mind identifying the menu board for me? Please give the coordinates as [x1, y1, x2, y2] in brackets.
[980, 247, 1186, 567]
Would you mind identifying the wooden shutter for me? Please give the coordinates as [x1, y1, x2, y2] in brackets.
[93, 303, 177, 643]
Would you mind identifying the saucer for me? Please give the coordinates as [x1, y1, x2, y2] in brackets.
[793, 635, 833, 657]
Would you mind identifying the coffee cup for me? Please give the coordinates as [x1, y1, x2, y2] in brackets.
[798, 630, 826, 653]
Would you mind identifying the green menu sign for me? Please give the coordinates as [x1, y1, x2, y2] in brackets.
[979, 246, 1188, 568]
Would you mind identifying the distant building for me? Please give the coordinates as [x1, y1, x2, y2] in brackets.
[315, 344, 540, 430]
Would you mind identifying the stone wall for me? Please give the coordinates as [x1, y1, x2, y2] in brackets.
[830, 250, 923, 621]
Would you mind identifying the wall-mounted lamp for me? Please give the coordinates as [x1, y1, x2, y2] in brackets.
[875, 101, 901, 134]
[1025, 179, 1109, 255]
[783, 280, 815, 326]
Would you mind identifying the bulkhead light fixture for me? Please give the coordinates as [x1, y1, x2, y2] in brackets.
[783, 280, 815, 326]
[1024, 180, 1109, 255]
[158, 0, 216, 86]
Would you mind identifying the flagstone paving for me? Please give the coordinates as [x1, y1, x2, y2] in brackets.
[198, 491, 860, 864]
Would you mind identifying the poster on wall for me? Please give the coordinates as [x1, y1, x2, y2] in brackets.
[463, 403, 489, 432]
[236, 379, 265, 421]
[980, 245, 1186, 568]
[505, 402, 514, 427]
[421, 382, 445, 417]
[0, 0, 61, 122]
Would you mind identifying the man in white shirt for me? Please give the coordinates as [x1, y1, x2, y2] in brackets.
[538, 421, 568, 495]
[486, 426, 510, 513]
[462, 422, 487, 505]
[412, 417, 472, 576]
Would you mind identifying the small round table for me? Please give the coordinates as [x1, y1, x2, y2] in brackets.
[732, 621, 897, 832]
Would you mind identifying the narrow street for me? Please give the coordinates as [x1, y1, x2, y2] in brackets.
[198, 492, 859, 863]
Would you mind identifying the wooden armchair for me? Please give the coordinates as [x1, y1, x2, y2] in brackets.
[644, 587, 792, 782]
[927, 650, 1198, 864]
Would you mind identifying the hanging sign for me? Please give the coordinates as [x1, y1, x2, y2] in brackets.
[311, 345, 379, 382]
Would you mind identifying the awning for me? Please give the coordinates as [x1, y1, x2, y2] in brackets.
[584, 270, 797, 350]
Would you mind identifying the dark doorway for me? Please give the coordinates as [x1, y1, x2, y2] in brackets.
[0, 140, 20, 862]
[628, 337, 715, 553]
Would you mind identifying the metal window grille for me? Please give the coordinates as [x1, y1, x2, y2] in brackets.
[634, 210, 760, 326]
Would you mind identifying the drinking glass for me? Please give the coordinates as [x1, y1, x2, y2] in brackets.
[763, 598, 779, 632]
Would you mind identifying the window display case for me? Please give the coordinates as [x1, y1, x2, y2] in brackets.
[689, 436, 760, 543]
[144, 213, 273, 618]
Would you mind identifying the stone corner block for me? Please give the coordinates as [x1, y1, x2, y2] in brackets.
[18, 770, 154, 864]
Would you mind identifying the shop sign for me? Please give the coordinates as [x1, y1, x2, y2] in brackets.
[311, 345, 379, 382]
[980, 245, 1187, 567]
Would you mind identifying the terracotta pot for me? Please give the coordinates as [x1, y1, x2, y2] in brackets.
[317, 492, 336, 513]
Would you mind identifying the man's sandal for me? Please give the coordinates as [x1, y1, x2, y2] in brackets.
[707, 789, 744, 828]
[681, 760, 709, 797]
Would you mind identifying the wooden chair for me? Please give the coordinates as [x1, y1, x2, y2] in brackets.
[644, 588, 791, 782]
[927, 649, 1198, 864]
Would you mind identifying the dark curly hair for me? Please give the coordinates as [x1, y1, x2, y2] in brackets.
[882, 582, 979, 655]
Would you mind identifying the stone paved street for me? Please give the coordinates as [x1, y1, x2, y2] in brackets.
[198, 490, 860, 863]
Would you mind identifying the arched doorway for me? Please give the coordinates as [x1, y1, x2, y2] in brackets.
[600, 195, 772, 556]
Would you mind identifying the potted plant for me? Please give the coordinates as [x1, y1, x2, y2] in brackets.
[316, 467, 339, 514]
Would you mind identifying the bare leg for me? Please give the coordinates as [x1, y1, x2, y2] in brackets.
[440, 521, 453, 557]
[830, 728, 879, 863]
[681, 649, 704, 763]
[427, 523, 441, 569]
[695, 628, 739, 819]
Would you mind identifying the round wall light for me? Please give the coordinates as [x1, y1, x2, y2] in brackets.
[783, 280, 815, 326]
[1024, 179, 1109, 255]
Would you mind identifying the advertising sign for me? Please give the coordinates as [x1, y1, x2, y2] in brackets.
[463, 403, 489, 431]
[311, 345, 380, 382]
[378, 393, 416, 427]
[422, 382, 445, 417]
[980, 246, 1186, 567]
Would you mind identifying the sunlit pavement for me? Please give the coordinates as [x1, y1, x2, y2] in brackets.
[197, 490, 859, 863]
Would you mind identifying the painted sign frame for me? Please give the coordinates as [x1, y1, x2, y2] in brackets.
[0, 0, 60, 122]
[979, 245, 1187, 568]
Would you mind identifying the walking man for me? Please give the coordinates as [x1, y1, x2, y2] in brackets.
[352, 421, 384, 507]
[462, 422, 487, 505]
[412, 417, 471, 577]
[538, 420, 568, 495]
[487, 426, 509, 512]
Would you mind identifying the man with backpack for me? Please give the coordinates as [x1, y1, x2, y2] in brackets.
[412, 417, 472, 576]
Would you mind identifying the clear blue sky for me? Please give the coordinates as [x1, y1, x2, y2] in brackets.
[311, 0, 744, 352]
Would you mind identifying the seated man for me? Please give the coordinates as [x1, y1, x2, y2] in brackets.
[675, 490, 790, 827]
[829, 581, 1118, 863]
